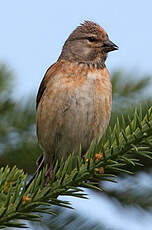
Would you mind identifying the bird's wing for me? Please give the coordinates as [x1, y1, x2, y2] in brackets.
[36, 62, 59, 110]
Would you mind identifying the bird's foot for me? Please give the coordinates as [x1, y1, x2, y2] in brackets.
[45, 166, 53, 185]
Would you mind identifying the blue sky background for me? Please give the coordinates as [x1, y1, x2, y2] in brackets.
[0, 0, 152, 98]
[1, 1, 152, 229]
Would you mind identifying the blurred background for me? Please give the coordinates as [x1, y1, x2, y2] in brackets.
[0, 0, 152, 229]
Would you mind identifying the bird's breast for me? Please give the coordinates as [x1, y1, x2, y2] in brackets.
[36, 65, 112, 160]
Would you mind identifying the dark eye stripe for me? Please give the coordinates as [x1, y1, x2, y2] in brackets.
[88, 37, 97, 42]
[69, 36, 98, 42]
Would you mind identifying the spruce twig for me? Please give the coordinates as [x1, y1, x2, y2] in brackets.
[0, 107, 152, 228]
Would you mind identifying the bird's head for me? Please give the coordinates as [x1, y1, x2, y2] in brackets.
[59, 21, 118, 68]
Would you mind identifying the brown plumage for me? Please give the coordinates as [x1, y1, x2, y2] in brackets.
[36, 21, 118, 175]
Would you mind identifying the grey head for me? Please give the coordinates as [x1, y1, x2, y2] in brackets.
[59, 21, 118, 68]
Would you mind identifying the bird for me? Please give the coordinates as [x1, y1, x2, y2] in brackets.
[36, 21, 118, 180]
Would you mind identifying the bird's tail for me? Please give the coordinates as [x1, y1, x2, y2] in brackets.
[25, 152, 45, 190]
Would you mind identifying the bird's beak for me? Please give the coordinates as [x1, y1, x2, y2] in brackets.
[102, 40, 119, 53]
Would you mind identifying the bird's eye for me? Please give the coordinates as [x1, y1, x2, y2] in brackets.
[88, 37, 96, 42]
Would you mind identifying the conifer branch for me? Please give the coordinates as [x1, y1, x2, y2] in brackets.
[0, 107, 152, 228]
